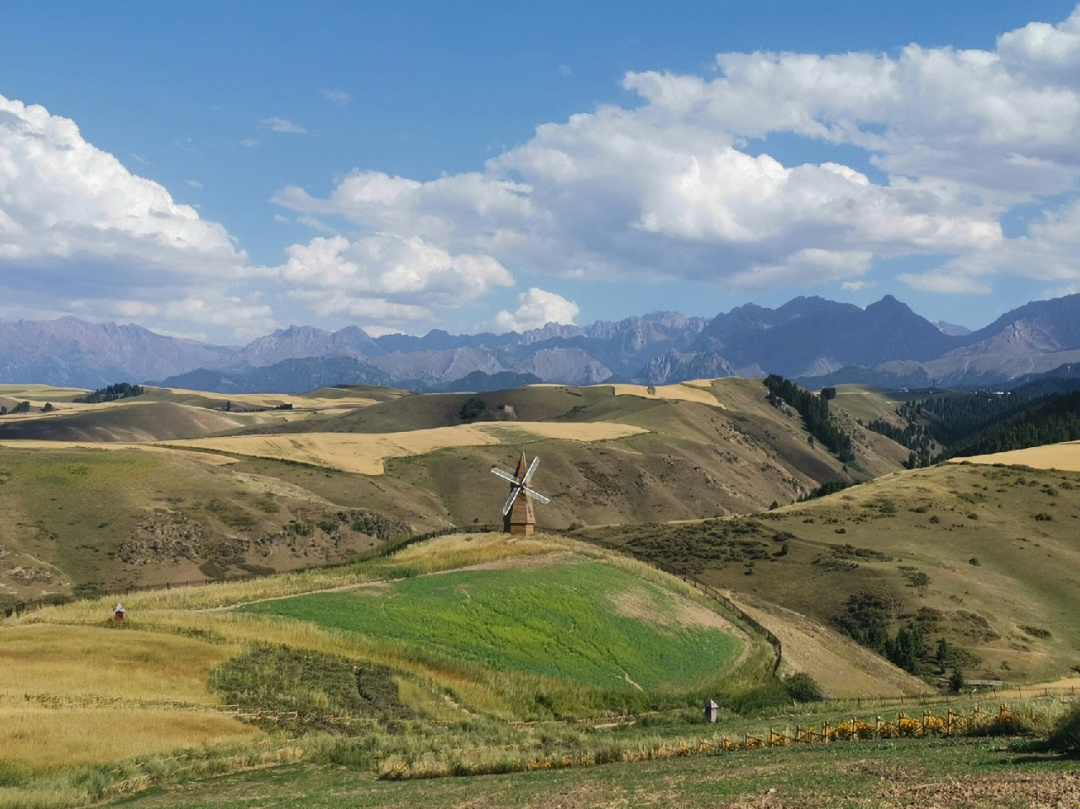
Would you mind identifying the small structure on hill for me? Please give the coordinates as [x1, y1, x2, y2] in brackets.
[113, 603, 126, 624]
[704, 698, 719, 723]
[490, 453, 551, 535]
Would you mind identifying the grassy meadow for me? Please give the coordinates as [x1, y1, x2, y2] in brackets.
[582, 461, 1080, 687]
[0, 532, 790, 807]
[99, 732, 1080, 809]
[244, 560, 745, 692]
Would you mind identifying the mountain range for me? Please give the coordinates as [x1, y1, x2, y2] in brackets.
[4, 294, 1080, 392]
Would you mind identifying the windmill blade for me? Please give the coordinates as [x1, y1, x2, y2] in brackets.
[521, 456, 540, 486]
[501, 486, 522, 516]
[490, 467, 521, 486]
[522, 486, 551, 505]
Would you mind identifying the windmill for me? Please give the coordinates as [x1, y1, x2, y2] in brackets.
[490, 452, 551, 535]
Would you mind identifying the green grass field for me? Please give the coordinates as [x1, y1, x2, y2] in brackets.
[244, 560, 745, 692]
[101, 735, 1080, 809]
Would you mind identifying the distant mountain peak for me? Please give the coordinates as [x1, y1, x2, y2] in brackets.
[936, 320, 972, 337]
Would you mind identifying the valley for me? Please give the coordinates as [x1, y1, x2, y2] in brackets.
[2, 375, 1080, 808]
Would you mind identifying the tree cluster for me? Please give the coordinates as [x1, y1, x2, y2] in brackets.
[764, 375, 854, 463]
[73, 382, 145, 404]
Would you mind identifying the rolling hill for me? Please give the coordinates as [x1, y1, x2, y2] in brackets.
[0, 532, 779, 806]
[0, 378, 909, 607]
[581, 461, 1080, 686]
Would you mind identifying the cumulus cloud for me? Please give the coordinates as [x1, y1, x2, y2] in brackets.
[261, 117, 307, 134]
[0, 93, 276, 339]
[494, 288, 580, 333]
[275, 232, 514, 326]
[0, 94, 248, 281]
[902, 195, 1080, 294]
[272, 7, 1080, 297]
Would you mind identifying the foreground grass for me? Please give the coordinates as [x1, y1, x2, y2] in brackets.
[104, 734, 1080, 809]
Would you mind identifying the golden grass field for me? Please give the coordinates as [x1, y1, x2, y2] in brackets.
[0, 624, 235, 703]
[606, 383, 724, 407]
[149, 386, 385, 411]
[952, 442, 1080, 472]
[163, 421, 647, 475]
[0, 706, 254, 770]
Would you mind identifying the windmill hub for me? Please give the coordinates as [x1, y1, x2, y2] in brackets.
[490, 453, 551, 535]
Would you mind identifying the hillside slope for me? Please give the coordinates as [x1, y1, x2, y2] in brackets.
[0, 379, 908, 605]
[582, 462, 1080, 686]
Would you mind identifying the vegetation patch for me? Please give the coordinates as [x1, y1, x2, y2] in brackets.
[210, 645, 412, 732]
[242, 559, 745, 692]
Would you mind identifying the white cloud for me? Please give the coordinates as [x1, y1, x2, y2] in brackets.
[186, 179, 203, 189]
[297, 215, 334, 233]
[494, 288, 579, 333]
[239, 137, 260, 148]
[0, 94, 248, 281]
[558, 64, 573, 78]
[0, 93, 278, 340]
[271, 8, 1080, 298]
[904, 195, 1080, 294]
[841, 280, 874, 291]
[275, 233, 514, 326]
[261, 117, 307, 134]
[320, 88, 350, 105]
[898, 271, 992, 294]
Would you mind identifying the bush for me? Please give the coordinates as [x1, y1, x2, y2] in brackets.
[458, 397, 485, 421]
[783, 673, 824, 703]
[948, 667, 965, 694]
[1046, 704, 1080, 755]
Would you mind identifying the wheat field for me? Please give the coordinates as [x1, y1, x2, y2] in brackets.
[952, 442, 1080, 472]
[0, 706, 255, 770]
[606, 383, 723, 407]
[163, 421, 646, 475]
[0, 625, 235, 703]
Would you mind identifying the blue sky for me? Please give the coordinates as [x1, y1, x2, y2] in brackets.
[2, 1, 1080, 342]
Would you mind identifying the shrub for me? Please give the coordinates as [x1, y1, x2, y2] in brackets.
[458, 397, 485, 421]
[1034, 512, 1054, 521]
[1046, 704, 1080, 755]
[783, 673, 824, 703]
[948, 667, 965, 694]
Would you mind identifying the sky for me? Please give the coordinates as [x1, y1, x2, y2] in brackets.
[2, 1, 1080, 343]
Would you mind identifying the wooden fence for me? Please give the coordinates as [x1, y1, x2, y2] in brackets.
[718, 703, 1021, 753]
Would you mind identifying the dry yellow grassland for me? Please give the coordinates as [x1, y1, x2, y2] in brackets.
[153, 387, 382, 410]
[952, 443, 1080, 472]
[0, 707, 255, 770]
[0, 625, 235, 703]
[163, 421, 646, 475]
[605, 383, 723, 407]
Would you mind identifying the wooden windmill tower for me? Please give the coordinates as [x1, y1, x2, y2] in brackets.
[490, 453, 551, 534]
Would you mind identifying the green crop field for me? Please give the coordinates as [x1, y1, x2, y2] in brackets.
[244, 560, 745, 692]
